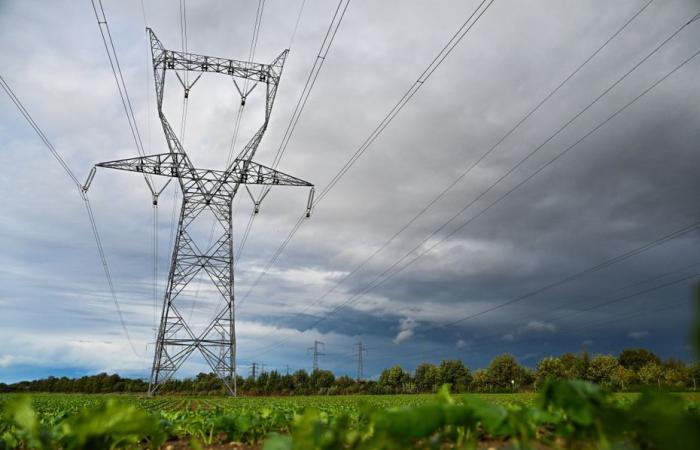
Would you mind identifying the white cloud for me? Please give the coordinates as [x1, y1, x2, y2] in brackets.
[519, 353, 538, 361]
[393, 317, 417, 344]
[0, 330, 145, 374]
[456, 339, 469, 349]
[0, 355, 15, 368]
[628, 331, 650, 339]
[501, 320, 557, 342]
[269, 267, 348, 287]
[519, 320, 557, 334]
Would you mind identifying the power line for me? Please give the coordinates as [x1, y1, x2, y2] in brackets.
[375, 297, 692, 368]
[91, 1, 162, 345]
[315, 0, 496, 205]
[288, 0, 308, 49]
[197, 0, 270, 322]
[209, 0, 268, 269]
[82, 196, 141, 357]
[139, 0, 162, 343]
[224, 0, 266, 169]
[423, 220, 700, 334]
[238, 0, 497, 308]
[177, 0, 190, 146]
[89, 0, 155, 193]
[363, 266, 700, 366]
[239, 0, 656, 336]
[273, 14, 700, 335]
[269, 0, 351, 171]
[247, 38, 700, 357]
[234, 0, 350, 267]
[0, 76, 81, 188]
[166, 0, 189, 271]
[249, 213, 700, 359]
[0, 74, 140, 357]
[347, 244, 700, 366]
[139, 0, 153, 157]
[188, 0, 266, 323]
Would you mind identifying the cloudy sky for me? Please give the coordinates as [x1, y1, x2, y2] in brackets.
[1, 0, 700, 383]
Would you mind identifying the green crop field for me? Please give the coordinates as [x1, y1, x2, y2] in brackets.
[1, 383, 700, 449]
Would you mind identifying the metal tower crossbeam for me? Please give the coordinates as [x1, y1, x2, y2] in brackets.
[96, 153, 311, 191]
[85, 29, 313, 396]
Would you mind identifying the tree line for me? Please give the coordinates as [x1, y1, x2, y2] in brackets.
[1, 348, 698, 395]
[380, 349, 700, 394]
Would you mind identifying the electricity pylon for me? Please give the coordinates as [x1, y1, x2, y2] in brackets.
[355, 341, 366, 381]
[308, 340, 325, 372]
[83, 29, 314, 396]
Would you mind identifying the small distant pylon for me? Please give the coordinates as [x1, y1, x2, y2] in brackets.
[308, 340, 325, 372]
[355, 341, 366, 381]
[250, 362, 258, 381]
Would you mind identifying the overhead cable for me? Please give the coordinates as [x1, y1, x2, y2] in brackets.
[238, 0, 497, 308]
[0, 74, 140, 356]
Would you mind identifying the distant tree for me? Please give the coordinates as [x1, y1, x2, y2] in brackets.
[579, 351, 591, 381]
[379, 365, 410, 393]
[689, 363, 700, 391]
[558, 353, 581, 379]
[414, 363, 439, 392]
[334, 375, 355, 394]
[470, 369, 489, 392]
[292, 369, 310, 393]
[310, 369, 335, 392]
[486, 354, 527, 391]
[256, 372, 271, 393]
[611, 365, 633, 391]
[437, 360, 472, 392]
[279, 373, 294, 393]
[587, 355, 620, 387]
[536, 357, 567, 386]
[638, 362, 664, 387]
[269, 370, 284, 393]
[619, 348, 661, 372]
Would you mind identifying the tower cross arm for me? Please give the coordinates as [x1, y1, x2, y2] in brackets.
[95, 153, 193, 179]
[225, 159, 312, 187]
[92, 153, 312, 189]
[148, 28, 284, 84]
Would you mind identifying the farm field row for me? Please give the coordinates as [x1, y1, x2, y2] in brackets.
[1, 385, 700, 448]
[6, 390, 700, 411]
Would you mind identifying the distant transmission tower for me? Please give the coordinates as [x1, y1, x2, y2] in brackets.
[355, 341, 366, 381]
[308, 340, 325, 372]
[83, 29, 314, 396]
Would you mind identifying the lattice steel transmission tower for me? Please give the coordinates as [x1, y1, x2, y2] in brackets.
[308, 340, 325, 372]
[83, 29, 314, 396]
[355, 341, 366, 381]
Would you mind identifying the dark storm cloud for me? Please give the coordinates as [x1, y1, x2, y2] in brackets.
[1, 0, 699, 381]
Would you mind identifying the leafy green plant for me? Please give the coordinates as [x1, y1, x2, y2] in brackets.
[2, 383, 700, 449]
